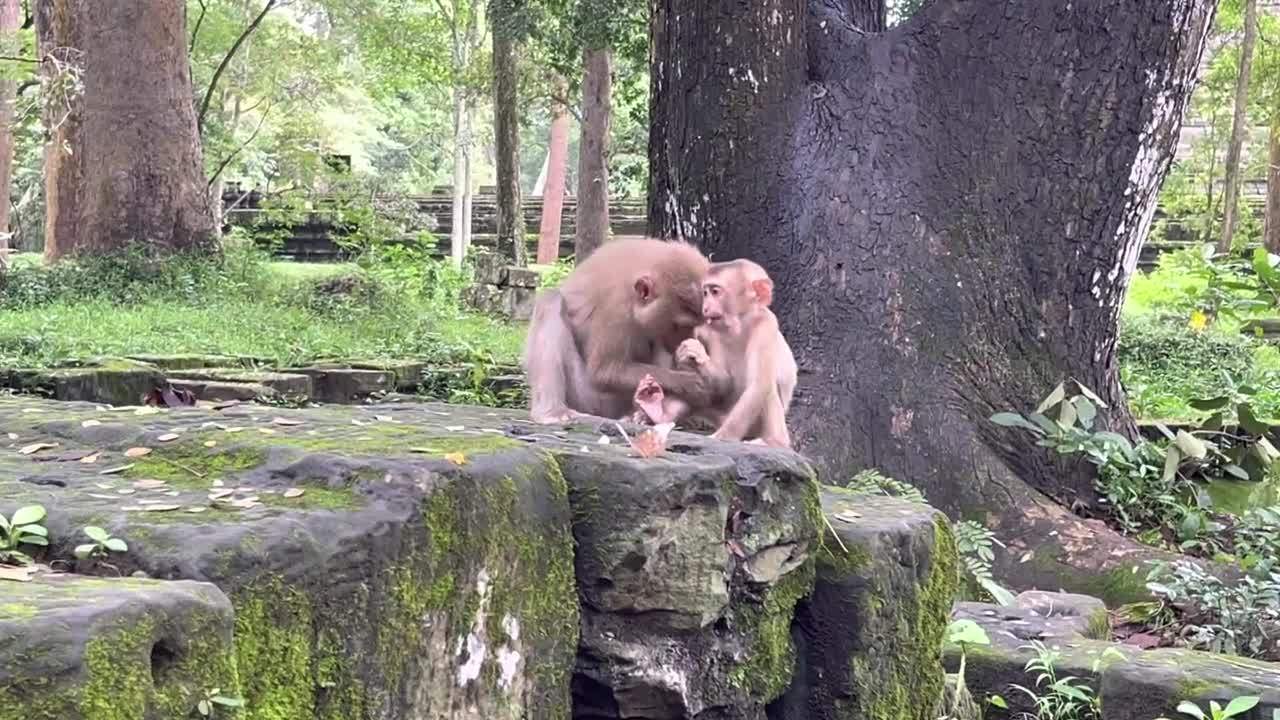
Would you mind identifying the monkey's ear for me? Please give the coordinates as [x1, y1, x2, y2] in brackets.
[751, 278, 774, 307]
[634, 276, 656, 303]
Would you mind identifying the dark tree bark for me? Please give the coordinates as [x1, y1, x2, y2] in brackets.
[1266, 117, 1280, 254]
[1218, 0, 1258, 254]
[493, 9, 527, 266]
[650, 0, 1217, 595]
[575, 46, 612, 262]
[40, 0, 216, 260]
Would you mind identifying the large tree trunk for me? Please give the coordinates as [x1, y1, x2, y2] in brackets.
[40, 0, 216, 261]
[650, 0, 1217, 596]
[537, 87, 571, 265]
[1266, 116, 1280, 254]
[575, 47, 612, 262]
[0, 0, 20, 267]
[492, 14, 527, 265]
[1217, 0, 1258, 254]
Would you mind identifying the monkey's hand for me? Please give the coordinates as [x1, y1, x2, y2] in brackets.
[675, 338, 709, 368]
[632, 374, 669, 425]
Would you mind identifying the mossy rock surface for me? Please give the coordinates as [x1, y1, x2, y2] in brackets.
[165, 368, 313, 396]
[0, 574, 235, 720]
[0, 396, 839, 720]
[770, 490, 959, 720]
[281, 367, 396, 402]
[0, 359, 164, 406]
[945, 595, 1280, 719]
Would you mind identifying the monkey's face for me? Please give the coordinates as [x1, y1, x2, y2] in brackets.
[635, 280, 703, 350]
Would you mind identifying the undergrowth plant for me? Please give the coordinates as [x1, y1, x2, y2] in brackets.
[991, 642, 1123, 720]
[1159, 696, 1263, 720]
[74, 526, 128, 562]
[1145, 560, 1280, 660]
[0, 504, 47, 565]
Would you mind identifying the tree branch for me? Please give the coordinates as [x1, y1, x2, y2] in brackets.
[206, 101, 274, 190]
[190, 0, 208, 55]
[198, 0, 279, 136]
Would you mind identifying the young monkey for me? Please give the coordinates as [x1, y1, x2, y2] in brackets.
[631, 259, 797, 448]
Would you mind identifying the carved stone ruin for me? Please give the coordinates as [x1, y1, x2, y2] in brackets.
[462, 251, 539, 321]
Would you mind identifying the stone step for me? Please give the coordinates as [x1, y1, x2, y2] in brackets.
[169, 378, 277, 403]
[165, 368, 314, 397]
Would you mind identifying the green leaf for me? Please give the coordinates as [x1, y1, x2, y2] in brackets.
[83, 526, 109, 543]
[1074, 382, 1108, 409]
[104, 538, 128, 553]
[1255, 437, 1280, 464]
[1224, 464, 1251, 481]
[988, 695, 1008, 709]
[1175, 430, 1208, 459]
[11, 505, 45, 527]
[1236, 403, 1271, 437]
[1202, 412, 1225, 433]
[198, 699, 211, 716]
[1155, 422, 1177, 441]
[948, 619, 990, 645]
[1073, 396, 1097, 430]
[979, 577, 1016, 606]
[1036, 382, 1067, 415]
[1029, 413, 1059, 435]
[1058, 399, 1078, 429]
[1176, 701, 1207, 720]
[1163, 447, 1182, 483]
[22, 525, 47, 537]
[1189, 396, 1231, 411]
[990, 413, 1041, 433]
[212, 695, 245, 707]
[19, 535, 46, 547]
[1222, 697, 1259, 718]
[74, 544, 94, 560]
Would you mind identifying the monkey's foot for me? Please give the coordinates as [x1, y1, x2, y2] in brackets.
[530, 407, 581, 424]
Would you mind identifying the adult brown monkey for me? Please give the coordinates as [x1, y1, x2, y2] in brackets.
[523, 237, 717, 423]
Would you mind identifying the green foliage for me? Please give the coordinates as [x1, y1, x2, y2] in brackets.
[846, 469, 926, 504]
[74, 526, 128, 562]
[1001, 642, 1124, 720]
[0, 505, 48, 566]
[196, 687, 245, 718]
[538, 256, 575, 287]
[1160, 696, 1262, 720]
[1145, 560, 1280, 659]
[954, 520, 1015, 606]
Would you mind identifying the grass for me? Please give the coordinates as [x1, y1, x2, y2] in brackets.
[0, 248, 523, 369]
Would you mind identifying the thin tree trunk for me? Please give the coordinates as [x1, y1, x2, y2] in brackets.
[1265, 116, 1280, 254]
[1218, 0, 1258, 254]
[40, 0, 216, 260]
[0, 0, 20, 267]
[462, 106, 474, 253]
[575, 46, 611, 262]
[1205, 106, 1220, 243]
[492, 15, 526, 265]
[650, 0, 1217, 596]
[450, 88, 468, 268]
[537, 88, 570, 265]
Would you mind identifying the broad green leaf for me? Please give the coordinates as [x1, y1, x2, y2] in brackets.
[1222, 696, 1259, 718]
[83, 526, 109, 543]
[1029, 414, 1060, 435]
[1255, 437, 1280, 464]
[1074, 382, 1108, 408]
[104, 538, 128, 553]
[1175, 430, 1208, 459]
[990, 413, 1041, 433]
[74, 544, 94, 560]
[1154, 422, 1177, 441]
[1175, 701, 1207, 720]
[11, 505, 45, 526]
[1058, 399, 1078, 429]
[1224, 464, 1251, 481]
[212, 696, 245, 708]
[948, 619, 990, 645]
[989, 695, 1008, 709]
[198, 699, 211, 716]
[979, 577, 1016, 606]
[22, 525, 47, 537]
[1163, 447, 1181, 483]
[1189, 396, 1230, 411]
[1073, 396, 1097, 430]
[19, 535, 47, 547]
[1237, 403, 1271, 437]
[1036, 382, 1067, 415]
[1202, 412, 1225, 433]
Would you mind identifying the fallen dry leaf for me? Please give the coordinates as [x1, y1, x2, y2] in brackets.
[203, 441, 218, 448]
[117, 489, 136, 496]
[80, 452, 101, 464]
[185, 506, 208, 514]
[208, 489, 235, 500]
[0, 565, 36, 582]
[617, 422, 673, 459]
[19, 442, 58, 455]
[834, 510, 862, 523]
[100, 464, 134, 475]
[410, 447, 442, 454]
[157, 433, 180, 443]
[6, 432, 17, 440]
[272, 418, 304, 427]
[257, 428, 276, 435]
[81, 419, 101, 428]
[124, 447, 153, 458]
[283, 488, 305, 499]
[444, 452, 468, 466]
[211, 479, 224, 488]
[374, 415, 393, 422]
[133, 407, 160, 416]
[225, 427, 246, 434]
[445, 425, 465, 432]
[132, 479, 167, 490]
[144, 504, 182, 512]
[95, 483, 114, 490]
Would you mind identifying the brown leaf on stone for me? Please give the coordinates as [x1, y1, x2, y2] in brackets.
[208, 489, 235, 500]
[185, 506, 208, 513]
[1123, 633, 1162, 649]
[283, 488, 305, 499]
[203, 440, 218, 448]
[157, 433, 180, 443]
[272, 418, 304, 427]
[257, 428, 276, 435]
[99, 464, 134, 475]
[124, 447, 152, 458]
[212, 401, 243, 411]
[132, 479, 167, 490]
[18, 442, 57, 455]
[80, 452, 101, 464]
[116, 488, 136, 496]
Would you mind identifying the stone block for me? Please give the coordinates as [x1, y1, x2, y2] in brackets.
[472, 251, 509, 285]
[169, 378, 277, 402]
[462, 283, 505, 315]
[505, 267, 541, 288]
[0, 358, 165, 406]
[502, 286, 537, 321]
[125, 353, 264, 370]
[771, 489, 959, 720]
[284, 367, 396, 403]
[166, 368, 314, 397]
[0, 574, 236, 719]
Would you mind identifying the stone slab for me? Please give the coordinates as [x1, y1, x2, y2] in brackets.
[165, 368, 313, 397]
[0, 359, 165, 406]
[125, 354, 265, 370]
[283, 367, 396, 403]
[169, 378, 276, 402]
[0, 573, 235, 717]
